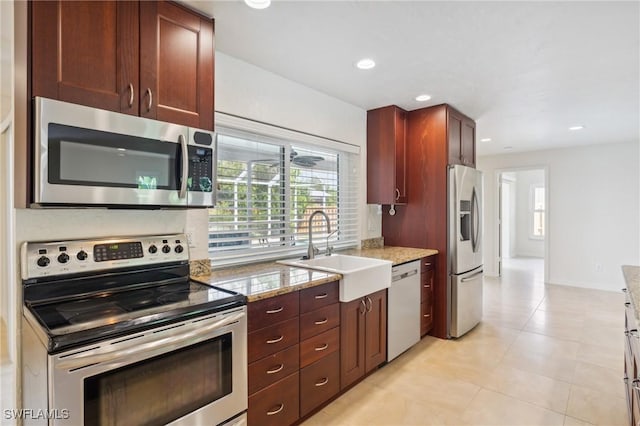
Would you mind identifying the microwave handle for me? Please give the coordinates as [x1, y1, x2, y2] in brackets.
[179, 134, 188, 199]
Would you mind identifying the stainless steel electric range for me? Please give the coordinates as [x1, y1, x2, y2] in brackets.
[21, 234, 247, 426]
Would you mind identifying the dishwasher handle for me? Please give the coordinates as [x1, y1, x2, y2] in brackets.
[392, 268, 418, 282]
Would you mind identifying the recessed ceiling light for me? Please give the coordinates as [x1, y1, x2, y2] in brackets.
[504, 146, 513, 150]
[244, 0, 270, 9]
[415, 94, 431, 102]
[569, 125, 585, 131]
[356, 59, 376, 70]
[480, 138, 492, 142]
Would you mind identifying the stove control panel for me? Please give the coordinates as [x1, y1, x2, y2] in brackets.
[21, 234, 190, 279]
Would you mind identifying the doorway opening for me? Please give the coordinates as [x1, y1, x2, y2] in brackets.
[497, 168, 547, 283]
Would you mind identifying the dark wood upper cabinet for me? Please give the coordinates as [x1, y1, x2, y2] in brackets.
[367, 105, 408, 205]
[31, 0, 214, 130]
[447, 108, 476, 167]
[32, 1, 140, 115]
[139, 1, 214, 129]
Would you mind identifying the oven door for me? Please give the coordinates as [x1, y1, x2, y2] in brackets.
[49, 307, 247, 426]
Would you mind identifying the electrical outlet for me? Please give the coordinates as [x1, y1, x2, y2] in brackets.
[595, 263, 602, 272]
[186, 232, 195, 248]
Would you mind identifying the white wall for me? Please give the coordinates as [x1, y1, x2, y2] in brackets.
[478, 141, 640, 291]
[514, 169, 545, 258]
[214, 52, 376, 247]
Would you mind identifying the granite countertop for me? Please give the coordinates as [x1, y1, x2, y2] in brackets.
[192, 246, 439, 302]
[623, 265, 640, 325]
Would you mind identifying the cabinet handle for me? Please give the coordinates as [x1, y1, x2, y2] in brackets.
[266, 404, 284, 416]
[360, 299, 366, 315]
[424, 262, 432, 266]
[266, 336, 284, 344]
[266, 307, 283, 314]
[315, 343, 329, 351]
[145, 88, 153, 111]
[626, 302, 631, 307]
[633, 379, 640, 392]
[423, 284, 431, 288]
[314, 318, 329, 325]
[366, 296, 372, 313]
[395, 188, 400, 201]
[315, 377, 329, 387]
[630, 330, 640, 339]
[266, 364, 284, 374]
[315, 293, 328, 299]
[127, 83, 134, 107]
[423, 314, 431, 318]
[622, 288, 628, 293]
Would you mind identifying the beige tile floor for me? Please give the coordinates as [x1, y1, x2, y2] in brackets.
[303, 258, 626, 426]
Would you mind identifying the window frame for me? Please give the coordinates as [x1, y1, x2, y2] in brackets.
[209, 112, 361, 267]
[529, 183, 545, 240]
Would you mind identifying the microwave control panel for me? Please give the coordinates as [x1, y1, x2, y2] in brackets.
[188, 146, 213, 193]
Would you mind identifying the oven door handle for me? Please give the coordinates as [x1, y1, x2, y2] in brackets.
[56, 311, 245, 370]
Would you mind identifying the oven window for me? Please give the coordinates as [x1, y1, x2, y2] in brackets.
[84, 333, 232, 425]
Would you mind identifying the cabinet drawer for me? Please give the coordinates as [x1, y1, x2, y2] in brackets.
[248, 292, 299, 332]
[420, 301, 433, 336]
[249, 317, 299, 363]
[248, 344, 299, 396]
[300, 327, 340, 368]
[248, 372, 299, 426]
[300, 304, 340, 340]
[300, 351, 341, 417]
[421, 256, 435, 273]
[421, 276, 433, 303]
[300, 281, 339, 313]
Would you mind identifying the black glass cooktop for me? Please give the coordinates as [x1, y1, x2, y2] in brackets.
[23, 264, 246, 353]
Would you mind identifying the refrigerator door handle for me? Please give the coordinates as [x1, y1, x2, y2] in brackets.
[461, 269, 484, 282]
[470, 187, 477, 252]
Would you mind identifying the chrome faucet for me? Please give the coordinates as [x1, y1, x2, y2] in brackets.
[307, 210, 331, 259]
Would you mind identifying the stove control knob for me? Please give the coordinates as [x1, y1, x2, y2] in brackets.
[57, 253, 70, 264]
[175, 245, 184, 254]
[37, 256, 50, 267]
[76, 250, 88, 261]
[162, 245, 171, 254]
[148, 245, 158, 254]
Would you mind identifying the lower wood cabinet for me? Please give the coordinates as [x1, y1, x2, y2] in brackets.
[247, 281, 341, 425]
[421, 256, 436, 336]
[340, 289, 387, 390]
[300, 351, 340, 417]
[248, 372, 300, 426]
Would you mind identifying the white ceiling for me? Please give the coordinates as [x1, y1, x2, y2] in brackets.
[183, 1, 639, 156]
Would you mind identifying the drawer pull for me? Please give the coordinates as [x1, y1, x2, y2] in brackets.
[266, 404, 284, 416]
[266, 364, 284, 374]
[424, 262, 432, 266]
[423, 284, 431, 288]
[266, 307, 284, 314]
[423, 314, 431, 318]
[623, 288, 628, 293]
[314, 318, 329, 325]
[315, 377, 329, 387]
[315, 343, 329, 351]
[633, 379, 640, 392]
[630, 330, 639, 339]
[266, 336, 284, 344]
[315, 293, 328, 299]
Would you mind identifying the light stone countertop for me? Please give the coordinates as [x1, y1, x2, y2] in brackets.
[192, 246, 438, 302]
[623, 265, 640, 325]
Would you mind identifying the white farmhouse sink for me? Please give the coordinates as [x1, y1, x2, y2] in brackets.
[278, 254, 392, 302]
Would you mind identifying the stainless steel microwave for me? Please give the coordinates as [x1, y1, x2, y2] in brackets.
[33, 97, 216, 208]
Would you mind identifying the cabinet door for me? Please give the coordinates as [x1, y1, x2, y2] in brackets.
[32, 1, 139, 115]
[340, 298, 366, 390]
[461, 118, 476, 167]
[447, 111, 463, 165]
[140, 1, 214, 130]
[367, 105, 407, 205]
[364, 289, 387, 373]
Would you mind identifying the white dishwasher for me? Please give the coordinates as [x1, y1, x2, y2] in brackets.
[387, 259, 421, 361]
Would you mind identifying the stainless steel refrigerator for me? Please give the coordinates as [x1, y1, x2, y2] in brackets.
[448, 164, 483, 338]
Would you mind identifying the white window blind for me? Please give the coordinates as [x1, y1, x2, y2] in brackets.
[209, 116, 360, 266]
